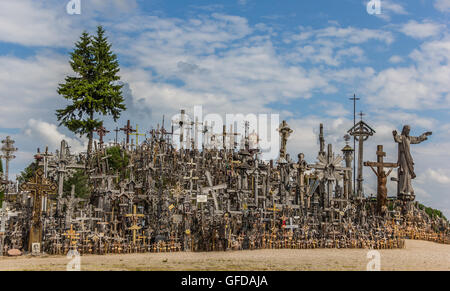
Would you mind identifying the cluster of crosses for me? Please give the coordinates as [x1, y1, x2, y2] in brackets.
[0, 111, 448, 255]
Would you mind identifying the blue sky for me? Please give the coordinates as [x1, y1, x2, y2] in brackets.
[0, 0, 449, 216]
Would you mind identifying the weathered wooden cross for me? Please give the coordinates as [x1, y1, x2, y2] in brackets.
[120, 120, 136, 145]
[364, 145, 398, 215]
[95, 126, 110, 146]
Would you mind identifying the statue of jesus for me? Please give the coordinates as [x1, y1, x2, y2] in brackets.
[392, 125, 432, 199]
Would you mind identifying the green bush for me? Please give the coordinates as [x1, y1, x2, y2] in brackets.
[418, 203, 447, 221]
[106, 146, 129, 171]
[63, 170, 90, 198]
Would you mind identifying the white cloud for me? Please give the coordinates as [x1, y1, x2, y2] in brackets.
[24, 119, 88, 153]
[399, 20, 444, 39]
[0, 54, 70, 126]
[434, 0, 450, 12]
[389, 55, 404, 63]
[425, 169, 450, 184]
[284, 25, 394, 66]
[370, 0, 408, 21]
[0, 1, 79, 47]
[364, 36, 450, 110]
[115, 15, 335, 116]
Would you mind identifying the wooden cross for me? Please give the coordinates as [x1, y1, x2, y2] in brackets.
[130, 124, 146, 146]
[20, 168, 57, 251]
[120, 120, 136, 145]
[95, 126, 110, 146]
[126, 205, 144, 244]
[364, 145, 398, 215]
[114, 127, 120, 144]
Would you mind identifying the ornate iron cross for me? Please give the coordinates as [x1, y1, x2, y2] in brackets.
[20, 168, 57, 225]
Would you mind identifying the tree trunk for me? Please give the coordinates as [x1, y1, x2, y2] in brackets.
[87, 111, 94, 154]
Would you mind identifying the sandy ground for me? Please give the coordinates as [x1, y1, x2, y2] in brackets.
[0, 240, 448, 271]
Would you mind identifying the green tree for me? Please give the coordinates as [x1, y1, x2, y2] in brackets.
[56, 26, 126, 154]
[63, 170, 90, 199]
[17, 162, 39, 184]
[106, 146, 129, 171]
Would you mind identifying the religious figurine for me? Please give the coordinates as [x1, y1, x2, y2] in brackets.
[392, 125, 432, 200]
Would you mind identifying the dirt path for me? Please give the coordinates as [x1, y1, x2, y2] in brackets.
[0, 240, 448, 271]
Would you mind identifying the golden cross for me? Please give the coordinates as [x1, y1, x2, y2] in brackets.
[138, 231, 147, 245]
[266, 205, 280, 213]
[63, 224, 80, 246]
[130, 124, 146, 146]
[126, 205, 144, 244]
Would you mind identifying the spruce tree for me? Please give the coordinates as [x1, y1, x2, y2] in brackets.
[56, 26, 126, 153]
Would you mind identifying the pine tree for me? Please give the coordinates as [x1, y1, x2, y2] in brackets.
[56, 26, 126, 153]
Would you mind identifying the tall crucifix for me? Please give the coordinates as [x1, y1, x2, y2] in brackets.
[1, 136, 18, 191]
[20, 167, 58, 252]
[120, 120, 136, 145]
[95, 126, 110, 147]
[277, 120, 293, 162]
[364, 145, 398, 215]
[347, 112, 375, 198]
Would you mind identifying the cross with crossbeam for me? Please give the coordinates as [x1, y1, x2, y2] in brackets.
[126, 205, 144, 244]
[130, 124, 146, 147]
[120, 120, 136, 145]
[95, 126, 110, 147]
[20, 167, 57, 251]
[364, 145, 398, 215]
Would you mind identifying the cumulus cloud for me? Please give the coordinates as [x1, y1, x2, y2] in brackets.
[425, 169, 450, 184]
[0, 54, 70, 126]
[0, 1, 79, 47]
[364, 36, 450, 110]
[368, 0, 408, 21]
[399, 20, 444, 39]
[24, 119, 88, 153]
[434, 0, 450, 12]
[284, 25, 394, 66]
[389, 55, 404, 63]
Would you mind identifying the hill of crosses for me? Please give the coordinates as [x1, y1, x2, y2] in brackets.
[0, 115, 448, 256]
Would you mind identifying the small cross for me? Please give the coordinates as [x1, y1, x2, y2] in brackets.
[63, 224, 80, 247]
[359, 111, 365, 121]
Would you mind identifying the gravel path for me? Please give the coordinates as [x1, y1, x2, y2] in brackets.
[0, 240, 448, 271]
